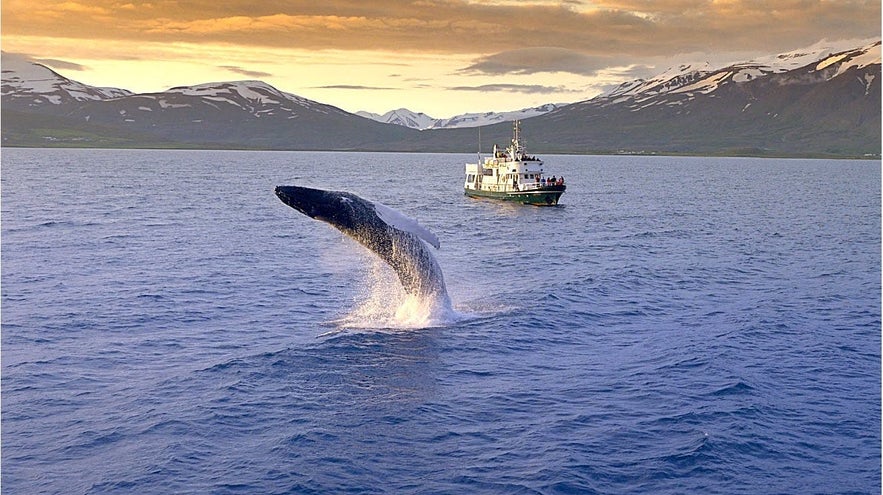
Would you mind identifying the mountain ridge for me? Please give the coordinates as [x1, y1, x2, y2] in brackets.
[356, 104, 567, 130]
[525, 40, 881, 157]
[2, 41, 879, 157]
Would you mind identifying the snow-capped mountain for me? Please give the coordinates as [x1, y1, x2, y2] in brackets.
[1, 52, 131, 107]
[67, 79, 417, 148]
[1, 55, 417, 149]
[751, 38, 881, 73]
[159, 80, 323, 117]
[358, 103, 566, 130]
[0, 52, 380, 125]
[430, 104, 565, 129]
[603, 39, 880, 103]
[535, 40, 880, 156]
[604, 63, 714, 99]
[356, 108, 437, 129]
[2, 40, 879, 156]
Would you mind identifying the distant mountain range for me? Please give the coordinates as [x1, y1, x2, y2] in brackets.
[356, 104, 565, 130]
[2, 40, 880, 157]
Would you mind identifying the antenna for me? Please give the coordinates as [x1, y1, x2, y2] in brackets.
[477, 126, 482, 162]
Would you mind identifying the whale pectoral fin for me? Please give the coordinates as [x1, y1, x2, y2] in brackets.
[373, 202, 440, 249]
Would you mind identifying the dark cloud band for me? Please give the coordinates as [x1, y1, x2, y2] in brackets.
[4, 0, 880, 59]
[219, 65, 273, 78]
[448, 83, 577, 95]
[460, 47, 613, 76]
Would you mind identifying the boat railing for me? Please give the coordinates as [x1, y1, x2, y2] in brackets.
[473, 179, 565, 193]
[516, 180, 565, 191]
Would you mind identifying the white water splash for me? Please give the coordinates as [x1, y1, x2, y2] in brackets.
[334, 258, 462, 330]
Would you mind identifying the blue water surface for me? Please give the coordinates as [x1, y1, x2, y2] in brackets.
[2, 149, 880, 494]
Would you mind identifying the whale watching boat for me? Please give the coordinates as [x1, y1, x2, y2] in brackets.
[464, 120, 565, 206]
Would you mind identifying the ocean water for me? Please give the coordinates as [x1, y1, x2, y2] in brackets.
[2, 148, 880, 494]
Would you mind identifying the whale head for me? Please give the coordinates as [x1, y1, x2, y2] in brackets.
[275, 185, 370, 231]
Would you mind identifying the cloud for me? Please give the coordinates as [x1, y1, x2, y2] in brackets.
[449, 83, 577, 95]
[316, 84, 397, 90]
[2, 0, 880, 60]
[219, 65, 272, 78]
[461, 47, 613, 76]
[35, 57, 88, 71]
[0, 51, 88, 71]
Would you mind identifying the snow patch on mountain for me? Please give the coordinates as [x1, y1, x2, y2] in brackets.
[606, 63, 712, 98]
[432, 104, 564, 129]
[598, 39, 881, 111]
[831, 41, 881, 76]
[604, 38, 881, 102]
[751, 38, 879, 72]
[164, 80, 318, 111]
[1, 56, 356, 128]
[356, 108, 437, 129]
[358, 103, 566, 129]
[672, 70, 732, 95]
[1, 52, 132, 103]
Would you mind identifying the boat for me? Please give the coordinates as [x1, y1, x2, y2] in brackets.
[464, 120, 565, 206]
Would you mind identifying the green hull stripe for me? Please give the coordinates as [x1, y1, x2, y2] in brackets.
[465, 188, 564, 205]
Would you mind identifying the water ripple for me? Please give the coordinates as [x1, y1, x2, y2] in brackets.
[2, 150, 880, 494]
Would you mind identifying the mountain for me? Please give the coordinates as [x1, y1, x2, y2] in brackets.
[2, 41, 880, 157]
[603, 39, 877, 100]
[356, 108, 437, 130]
[521, 40, 881, 156]
[357, 104, 566, 130]
[60, 80, 419, 149]
[1, 52, 132, 107]
[429, 104, 566, 129]
[1, 54, 417, 149]
[370, 40, 880, 157]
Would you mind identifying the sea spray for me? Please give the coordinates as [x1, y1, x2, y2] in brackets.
[337, 258, 458, 329]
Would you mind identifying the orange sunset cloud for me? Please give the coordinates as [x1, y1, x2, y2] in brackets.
[2, 0, 879, 115]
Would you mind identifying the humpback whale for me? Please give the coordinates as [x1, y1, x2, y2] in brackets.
[274, 185, 450, 304]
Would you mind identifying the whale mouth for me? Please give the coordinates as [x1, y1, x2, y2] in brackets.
[274, 185, 294, 206]
[275, 185, 317, 218]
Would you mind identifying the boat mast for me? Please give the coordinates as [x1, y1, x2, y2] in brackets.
[477, 126, 482, 163]
[511, 120, 524, 159]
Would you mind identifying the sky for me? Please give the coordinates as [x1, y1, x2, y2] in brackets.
[2, 0, 880, 117]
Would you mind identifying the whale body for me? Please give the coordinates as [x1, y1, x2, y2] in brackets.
[275, 185, 449, 302]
